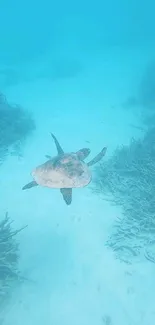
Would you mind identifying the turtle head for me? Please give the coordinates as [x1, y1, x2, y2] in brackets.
[76, 148, 91, 161]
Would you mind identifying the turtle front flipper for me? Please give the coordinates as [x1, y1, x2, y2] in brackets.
[51, 133, 64, 155]
[87, 147, 107, 167]
[60, 188, 72, 205]
[22, 181, 38, 190]
[76, 148, 91, 160]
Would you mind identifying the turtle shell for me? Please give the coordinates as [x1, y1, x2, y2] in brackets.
[31, 153, 91, 188]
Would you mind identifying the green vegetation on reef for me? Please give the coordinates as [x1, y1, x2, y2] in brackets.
[0, 212, 27, 306]
[93, 127, 155, 264]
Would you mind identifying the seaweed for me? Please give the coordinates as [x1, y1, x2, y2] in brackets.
[93, 127, 155, 263]
[0, 212, 27, 305]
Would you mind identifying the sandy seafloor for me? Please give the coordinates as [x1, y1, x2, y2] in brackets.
[0, 46, 155, 325]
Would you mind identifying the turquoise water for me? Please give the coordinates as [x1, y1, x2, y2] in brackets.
[0, 1, 155, 324]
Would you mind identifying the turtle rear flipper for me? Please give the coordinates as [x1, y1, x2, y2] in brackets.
[22, 181, 38, 190]
[87, 147, 107, 167]
[60, 188, 72, 205]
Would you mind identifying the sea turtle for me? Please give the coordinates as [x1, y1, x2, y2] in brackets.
[22, 133, 107, 205]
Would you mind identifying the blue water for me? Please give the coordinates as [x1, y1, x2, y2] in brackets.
[0, 0, 155, 324]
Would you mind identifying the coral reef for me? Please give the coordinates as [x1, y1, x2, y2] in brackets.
[0, 92, 35, 162]
[93, 127, 155, 263]
[0, 212, 27, 306]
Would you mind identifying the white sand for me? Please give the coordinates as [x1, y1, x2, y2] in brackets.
[1, 46, 155, 325]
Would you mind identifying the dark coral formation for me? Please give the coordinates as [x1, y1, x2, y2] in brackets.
[0, 58, 83, 88]
[0, 212, 27, 306]
[138, 61, 155, 129]
[93, 127, 155, 263]
[122, 61, 155, 130]
[0, 92, 35, 162]
[138, 61, 155, 110]
[123, 61, 155, 112]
